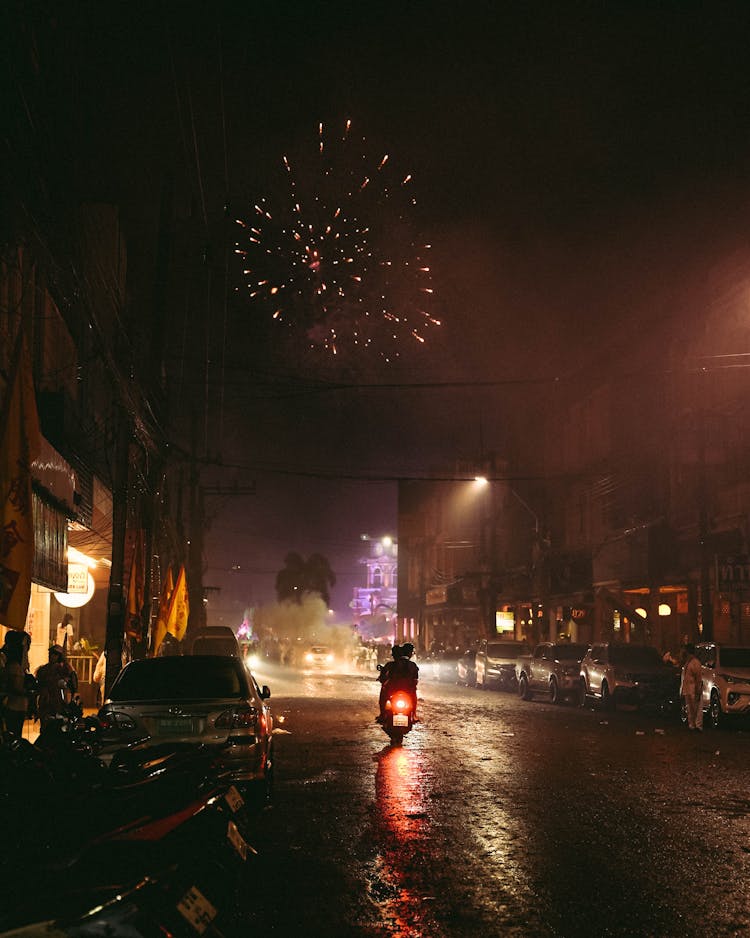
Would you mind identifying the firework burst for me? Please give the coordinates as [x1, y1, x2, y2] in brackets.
[235, 120, 440, 360]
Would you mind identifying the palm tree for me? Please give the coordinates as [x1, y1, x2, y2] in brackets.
[275, 552, 306, 602]
[275, 552, 336, 606]
[304, 553, 336, 607]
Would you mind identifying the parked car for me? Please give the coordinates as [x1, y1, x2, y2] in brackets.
[98, 654, 274, 798]
[456, 649, 477, 687]
[694, 643, 750, 727]
[516, 642, 589, 704]
[188, 625, 241, 658]
[475, 639, 531, 691]
[579, 642, 680, 711]
[432, 647, 464, 683]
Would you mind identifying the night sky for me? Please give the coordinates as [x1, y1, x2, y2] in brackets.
[7, 2, 750, 622]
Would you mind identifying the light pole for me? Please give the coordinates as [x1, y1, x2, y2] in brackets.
[473, 475, 496, 640]
[475, 470, 547, 641]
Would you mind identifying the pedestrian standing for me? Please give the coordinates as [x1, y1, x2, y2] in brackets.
[35, 644, 77, 727]
[680, 642, 703, 731]
[1, 630, 32, 739]
[93, 650, 106, 706]
[56, 613, 75, 650]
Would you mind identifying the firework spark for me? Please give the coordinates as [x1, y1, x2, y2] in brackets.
[235, 120, 440, 360]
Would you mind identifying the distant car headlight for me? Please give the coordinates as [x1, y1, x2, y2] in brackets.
[305, 653, 314, 663]
[326, 654, 334, 664]
[245, 654, 260, 668]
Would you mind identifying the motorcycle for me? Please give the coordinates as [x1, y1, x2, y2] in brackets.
[0, 736, 256, 936]
[377, 667, 418, 746]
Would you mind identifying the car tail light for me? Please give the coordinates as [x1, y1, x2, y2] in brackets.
[215, 705, 258, 730]
[99, 712, 136, 732]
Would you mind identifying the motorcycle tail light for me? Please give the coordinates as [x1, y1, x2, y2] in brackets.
[215, 705, 258, 729]
[392, 693, 411, 712]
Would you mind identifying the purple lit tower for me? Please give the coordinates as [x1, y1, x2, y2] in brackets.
[351, 536, 398, 643]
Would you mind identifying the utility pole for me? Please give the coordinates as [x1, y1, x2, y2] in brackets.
[698, 394, 714, 641]
[187, 409, 206, 639]
[104, 406, 129, 696]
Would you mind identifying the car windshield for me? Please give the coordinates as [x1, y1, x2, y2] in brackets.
[609, 645, 663, 668]
[555, 644, 588, 660]
[109, 656, 247, 701]
[310, 646, 330, 654]
[487, 643, 523, 657]
[719, 647, 750, 668]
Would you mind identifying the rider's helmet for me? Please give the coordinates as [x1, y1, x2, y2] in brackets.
[391, 644, 403, 658]
[401, 643, 414, 658]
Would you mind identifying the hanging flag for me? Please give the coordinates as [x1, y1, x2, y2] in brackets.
[166, 564, 189, 642]
[126, 528, 145, 641]
[0, 331, 40, 631]
[151, 565, 174, 657]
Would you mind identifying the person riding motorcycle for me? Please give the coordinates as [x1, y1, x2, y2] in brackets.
[376, 643, 419, 723]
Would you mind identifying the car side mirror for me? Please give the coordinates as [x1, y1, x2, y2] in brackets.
[261, 685, 271, 699]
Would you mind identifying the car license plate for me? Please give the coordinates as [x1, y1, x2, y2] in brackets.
[177, 886, 217, 934]
[225, 786, 245, 812]
[227, 820, 248, 861]
[157, 717, 194, 735]
[393, 713, 409, 727]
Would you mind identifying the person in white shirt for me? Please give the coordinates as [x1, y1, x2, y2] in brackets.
[93, 651, 106, 706]
[56, 613, 75, 650]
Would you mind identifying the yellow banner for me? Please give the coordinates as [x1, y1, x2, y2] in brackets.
[0, 333, 40, 630]
[166, 564, 189, 642]
[126, 528, 145, 640]
[151, 565, 174, 656]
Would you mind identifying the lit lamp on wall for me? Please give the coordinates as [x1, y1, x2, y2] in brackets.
[634, 604, 672, 617]
[54, 547, 97, 609]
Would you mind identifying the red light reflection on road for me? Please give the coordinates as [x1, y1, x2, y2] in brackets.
[371, 745, 435, 936]
[376, 747, 427, 837]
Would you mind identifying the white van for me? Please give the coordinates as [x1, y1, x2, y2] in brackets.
[189, 626, 241, 658]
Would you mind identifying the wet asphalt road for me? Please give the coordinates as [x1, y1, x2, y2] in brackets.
[243, 662, 750, 938]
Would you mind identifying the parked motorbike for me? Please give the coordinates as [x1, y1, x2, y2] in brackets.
[0, 777, 256, 937]
[0, 728, 257, 936]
